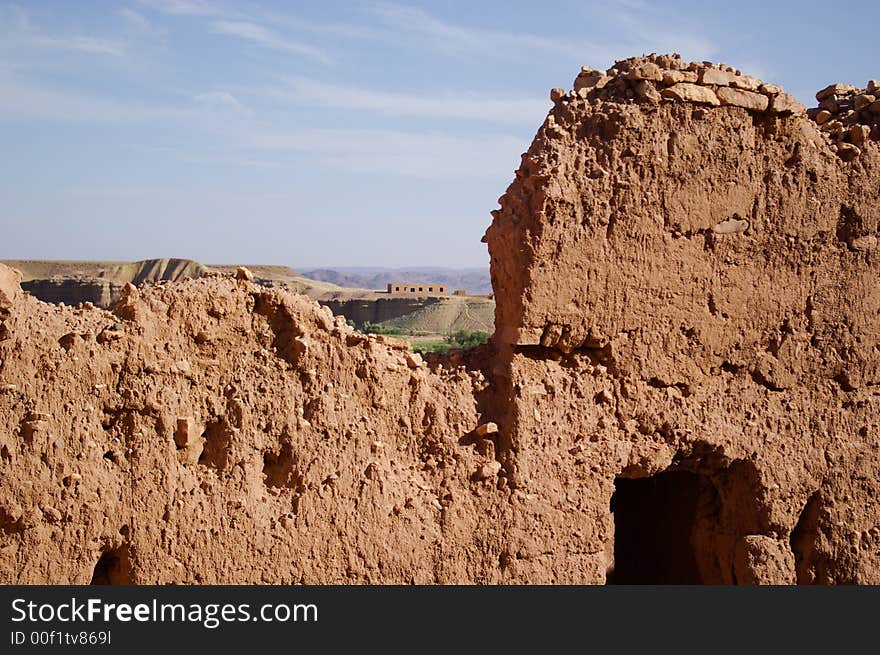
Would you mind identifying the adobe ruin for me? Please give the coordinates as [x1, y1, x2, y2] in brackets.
[1, 54, 878, 584]
[387, 283, 448, 297]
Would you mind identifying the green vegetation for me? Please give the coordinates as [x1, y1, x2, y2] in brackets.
[357, 321, 409, 336]
[412, 340, 452, 355]
[350, 320, 491, 355]
[446, 330, 490, 349]
[412, 330, 491, 355]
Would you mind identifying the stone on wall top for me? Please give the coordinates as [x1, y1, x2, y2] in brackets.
[550, 54, 805, 117]
[549, 53, 878, 160]
[808, 80, 880, 161]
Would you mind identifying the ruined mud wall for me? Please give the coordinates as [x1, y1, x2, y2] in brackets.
[0, 270, 509, 583]
[485, 55, 880, 583]
[1, 55, 878, 585]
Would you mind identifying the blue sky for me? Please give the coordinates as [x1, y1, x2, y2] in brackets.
[1, 1, 878, 268]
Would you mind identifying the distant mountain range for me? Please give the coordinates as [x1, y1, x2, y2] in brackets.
[300, 267, 492, 296]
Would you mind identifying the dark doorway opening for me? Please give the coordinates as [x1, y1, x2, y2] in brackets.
[91, 545, 132, 585]
[607, 470, 707, 584]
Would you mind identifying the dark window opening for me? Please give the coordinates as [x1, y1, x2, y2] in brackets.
[91, 544, 132, 585]
[607, 470, 711, 584]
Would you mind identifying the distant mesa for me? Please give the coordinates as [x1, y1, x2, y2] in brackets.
[1, 258, 314, 308]
[2, 258, 206, 308]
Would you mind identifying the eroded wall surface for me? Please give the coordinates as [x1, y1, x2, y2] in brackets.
[485, 55, 880, 584]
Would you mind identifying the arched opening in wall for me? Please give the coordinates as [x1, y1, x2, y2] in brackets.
[607, 470, 722, 584]
[91, 544, 133, 585]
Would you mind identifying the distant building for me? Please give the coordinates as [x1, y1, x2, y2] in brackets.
[387, 283, 447, 297]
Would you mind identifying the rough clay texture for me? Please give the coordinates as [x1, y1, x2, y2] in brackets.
[485, 54, 880, 584]
[2, 54, 879, 584]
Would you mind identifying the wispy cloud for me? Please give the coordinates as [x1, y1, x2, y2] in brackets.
[193, 90, 252, 117]
[136, 0, 223, 17]
[210, 20, 331, 64]
[582, 0, 716, 63]
[258, 12, 381, 42]
[0, 67, 525, 181]
[117, 8, 161, 36]
[139, 0, 376, 40]
[136, 145, 285, 169]
[27, 34, 126, 56]
[609, 14, 716, 62]
[0, 72, 262, 126]
[1, 3, 27, 30]
[177, 152, 285, 168]
[67, 184, 297, 200]
[369, 2, 717, 71]
[67, 185, 172, 199]
[368, 3, 610, 62]
[245, 127, 526, 179]
[265, 76, 548, 125]
[0, 71, 190, 122]
[137, 1, 333, 63]
[0, 5, 126, 57]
